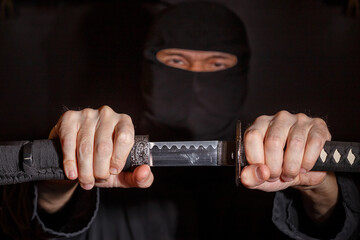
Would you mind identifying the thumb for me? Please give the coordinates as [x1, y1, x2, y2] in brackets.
[116, 165, 154, 188]
[240, 164, 270, 188]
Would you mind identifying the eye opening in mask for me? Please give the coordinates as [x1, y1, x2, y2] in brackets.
[155, 48, 238, 72]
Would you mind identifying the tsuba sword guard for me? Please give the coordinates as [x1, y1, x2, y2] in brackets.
[235, 121, 242, 186]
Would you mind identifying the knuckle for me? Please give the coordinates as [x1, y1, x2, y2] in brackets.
[99, 105, 114, 117]
[308, 134, 324, 148]
[117, 130, 134, 146]
[244, 128, 263, 142]
[82, 108, 96, 119]
[253, 114, 271, 125]
[266, 135, 284, 150]
[275, 110, 291, 119]
[120, 114, 133, 125]
[61, 110, 77, 123]
[288, 136, 306, 151]
[295, 113, 309, 123]
[312, 117, 327, 127]
[79, 140, 93, 156]
[96, 141, 113, 157]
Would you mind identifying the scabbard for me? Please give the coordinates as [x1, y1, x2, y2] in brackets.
[0, 140, 65, 185]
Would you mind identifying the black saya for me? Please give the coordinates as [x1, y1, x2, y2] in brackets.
[0, 135, 359, 186]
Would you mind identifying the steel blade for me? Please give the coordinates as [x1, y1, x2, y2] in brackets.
[148, 141, 240, 167]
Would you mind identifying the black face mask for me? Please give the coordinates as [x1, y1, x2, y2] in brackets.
[140, 2, 250, 141]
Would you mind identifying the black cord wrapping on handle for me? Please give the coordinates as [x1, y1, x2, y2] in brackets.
[311, 141, 360, 172]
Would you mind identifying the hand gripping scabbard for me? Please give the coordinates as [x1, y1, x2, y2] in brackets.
[0, 136, 150, 185]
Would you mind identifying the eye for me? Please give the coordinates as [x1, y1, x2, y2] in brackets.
[166, 58, 185, 65]
[206, 56, 237, 72]
[209, 61, 229, 71]
[212, 62, 227, 68]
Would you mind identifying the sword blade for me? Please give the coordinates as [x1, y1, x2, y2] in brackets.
[148, 141, 239, 167]
[131, 139, 360, 173]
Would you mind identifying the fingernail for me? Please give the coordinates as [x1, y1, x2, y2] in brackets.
[81, 183, 93, 190]
[68, 170, 76, 179]
[255, 167, 264, 180]
[65, 167, 76, 179]
[300, 168, 307, 174]
[110, 167, 118, 175]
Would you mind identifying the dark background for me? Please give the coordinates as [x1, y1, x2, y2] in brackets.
[0, 0, 359, 142]
[0, 0, 359, 239]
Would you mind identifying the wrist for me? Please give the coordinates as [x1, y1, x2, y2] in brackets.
[38, 180, 78, 214]
[296, 172, 339, 223]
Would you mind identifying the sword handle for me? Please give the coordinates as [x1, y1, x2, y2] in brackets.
[310, 141, 360, 172]
[239, 141, 360, 173]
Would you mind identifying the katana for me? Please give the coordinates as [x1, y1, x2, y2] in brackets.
[0, 123, 359, 186]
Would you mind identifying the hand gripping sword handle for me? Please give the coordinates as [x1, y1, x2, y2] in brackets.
[0, 137, 149, 185]
[235, 139, 360, 184]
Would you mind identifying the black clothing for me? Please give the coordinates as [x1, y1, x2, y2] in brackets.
[1, 2, 358, 240]
[273, 174, 360, 239]
[143, 2, 250, 64]
[141, 2, 249, 141]
[1, 174, 359, 239]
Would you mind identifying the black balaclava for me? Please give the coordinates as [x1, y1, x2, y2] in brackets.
[140, 2, 250, 141]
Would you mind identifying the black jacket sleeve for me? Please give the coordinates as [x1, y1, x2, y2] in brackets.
[272, 174, 360, 240]
[0, 182, 99, 239]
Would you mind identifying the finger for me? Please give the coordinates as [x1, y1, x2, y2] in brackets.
[52, 111, 80, 181]
[240, 164, 270, 188]
[76, 109, 98, 190]
[282, 115, 310, 181]
[93, 108, 119, 181]
[302, 119, 331, 171]
[244, 115, 272, 165]
[117, 165, 154, 188]
[264, 111, 295, 180]
[110, 114, 135, 174]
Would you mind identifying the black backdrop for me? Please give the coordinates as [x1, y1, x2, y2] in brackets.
[0, 0, 359, 142]
[0, 0, 359, 141]
[0, 1, 358, 239]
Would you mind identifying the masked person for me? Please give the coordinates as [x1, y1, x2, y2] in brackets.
[138, 1, 249, 142]
[1, 2, 359, 240]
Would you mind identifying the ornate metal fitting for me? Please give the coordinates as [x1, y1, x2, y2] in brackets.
[130, 135, 150, 169]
